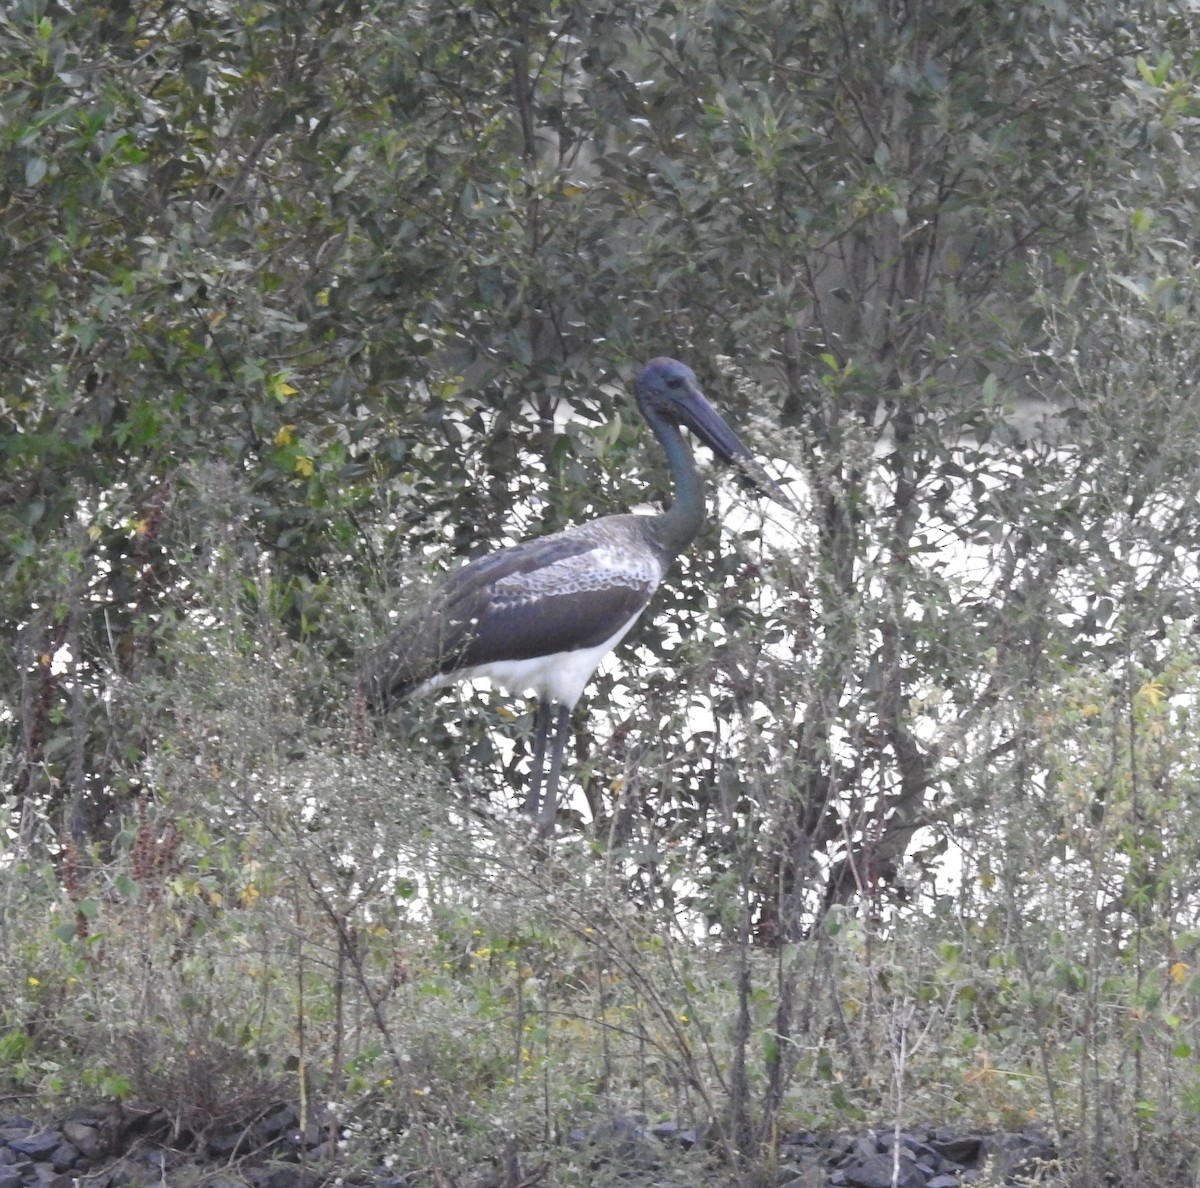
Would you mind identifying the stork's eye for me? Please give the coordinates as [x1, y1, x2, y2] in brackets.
[666, 376, 684, 389]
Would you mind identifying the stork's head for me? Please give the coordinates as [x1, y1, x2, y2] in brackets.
[634, 357, 755, 471]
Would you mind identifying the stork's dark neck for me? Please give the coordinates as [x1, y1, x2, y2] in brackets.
[642, 404, 705, 558]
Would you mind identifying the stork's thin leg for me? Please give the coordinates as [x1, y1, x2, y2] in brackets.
[523, 697, 553, 818]
[537, 705, 571, 837]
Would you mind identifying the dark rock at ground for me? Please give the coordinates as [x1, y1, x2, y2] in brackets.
[206, 1126, 253, 1159]
[6, 1134, 61, 1161]
[118, 1103, 170, 1143]
[880, 1131, 944, 1171]
[844, 1132, 881, 1162]
[784, 1131, 824, 1149]
[259, 1104, 300, 1143]
[283, 1122, 323, 1153]
[48, 1142, 80, 1172]
[61, 1120, 101, 1157]
[778, 1150, 828, 1188]
[928, 1132, 983, 1164]
[251, 1166, 319, 1188]
[586, 1116, 660, 1161]
[981, 1130, 1057, 1178]
[816, 1125, 1057, 1188]
[836, 1150, 926, 1188]
[650, 1119, 702, 1148]
[30, 1167, 73, 1188]
[0, 1104, 1063, 1187]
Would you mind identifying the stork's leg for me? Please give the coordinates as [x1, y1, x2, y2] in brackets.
[523, 697, 553, 818]
[537, 704, 571, 837]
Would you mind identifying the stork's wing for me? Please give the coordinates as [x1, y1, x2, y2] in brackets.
[362, 527, 661, 708]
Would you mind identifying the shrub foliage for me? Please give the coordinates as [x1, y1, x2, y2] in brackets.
[4, 0, 1200, 1181]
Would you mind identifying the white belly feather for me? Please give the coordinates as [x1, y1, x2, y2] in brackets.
[415, 526, 666, 707]
[461, 610, 646, 708]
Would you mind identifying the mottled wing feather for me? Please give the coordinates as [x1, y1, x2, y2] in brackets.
[362, 523, 661, 707]
[454, 573, 654, 668]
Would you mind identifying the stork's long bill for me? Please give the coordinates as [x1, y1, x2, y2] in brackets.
[361, 356, 771, 834]
[674, 386, 754, 467]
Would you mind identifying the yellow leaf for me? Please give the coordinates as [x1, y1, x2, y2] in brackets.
[1171, 961, 1189, 984]
[316, 288, 330, 306]
[274, 424, 295, 446]
[294, 455, 314, 477]
[133, 518, 149, 535]
[268, 374, 298, 401]
[1138, 679, 1167, 707]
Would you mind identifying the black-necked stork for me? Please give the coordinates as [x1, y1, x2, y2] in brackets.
[362, 357, 765, 834]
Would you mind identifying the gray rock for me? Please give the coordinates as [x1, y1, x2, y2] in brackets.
[31, 1164, 75, 1188]
[846, 1132, 881, 1160]
[259, 1105, 300, 1142]
[116, 1104, 168, 1142]
[63, 1103, 115, 1126]
[777, 1149, 827, 1187]
[881, 1131, 943, 1168]
[50, 1141, 81, 1171]
[928, 1132, 983, 1165]
[206, 1128, 249, 1158]
[649, 1119, 702, 1148]
[252, 1168, 306, 1188]
[62, 1119, 102, 1157]
[842, 1151, 926, 1188]
[980, 1131, 1056, 1178]
[284, 1123, 322, 1151]
[9, 1131, 63, 1160]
